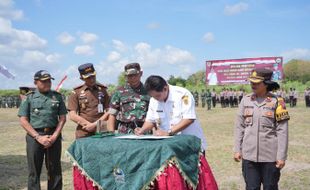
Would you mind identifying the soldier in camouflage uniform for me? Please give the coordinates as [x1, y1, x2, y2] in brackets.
[206, 89, 212, 110]
[107, 63, 150, 134]
[194, 91, 199, 107]
[7, 96, 13, 108]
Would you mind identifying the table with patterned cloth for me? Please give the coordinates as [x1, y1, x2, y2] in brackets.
[66, 134, 218, 190]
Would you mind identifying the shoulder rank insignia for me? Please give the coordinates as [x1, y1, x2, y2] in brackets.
[25, 91, 35, 96]
[275, 97, 290, 122]
[73, 84, 84, 90]
[182, 95, 189, 105]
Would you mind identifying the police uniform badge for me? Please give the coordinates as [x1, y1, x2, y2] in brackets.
[182, 95, 189, 105]
[276, 98, 290, 122]
[79, 92, 87, 110]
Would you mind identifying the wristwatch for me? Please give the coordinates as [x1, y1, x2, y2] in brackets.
[168, 129, 174, 136]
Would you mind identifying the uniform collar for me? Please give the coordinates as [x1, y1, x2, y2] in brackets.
[82, 83, 100, 91]
[33, 89, 52, 98]
[125, 82, 143, 92]
[165, 85, 174, 103]
[250, 92, 275, 107]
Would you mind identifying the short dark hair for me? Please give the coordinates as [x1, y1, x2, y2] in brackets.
[144, 75, 167, 92]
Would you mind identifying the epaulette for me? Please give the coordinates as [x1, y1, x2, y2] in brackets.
[25, 91, 35, 96]
[96, 83, 107, 89]
[116, 86, 126, 92]
[51, 90, 61, 95]
[275, 97, 290, 122]
[73, 84, 84, 90]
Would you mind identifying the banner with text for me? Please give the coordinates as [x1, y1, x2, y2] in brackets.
[206, 57, 283, 85]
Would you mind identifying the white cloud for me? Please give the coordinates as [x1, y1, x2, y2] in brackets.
[21, 51, 61, 64]
[57, 32, 75, 45]
[0, 0, 63, 89]
[0, 18, 47, 49]
[107, 51, 121, 62]
[224, 2, 248, 16]
[281, 48, 310, 61]
[147, 22, 160, 30]
[133, 42, 195, 67]
[164, 45, 195, 65]
[22, 50, 46, 64]
[74, 45, 94, 56]
[0, 0, 23, 20]
[79, 32, 98, 43]
[112, 39, 127, 52]
[0, 0, 13, 7]
[46, 53, 62, 63]
[202, 32, 215, 43]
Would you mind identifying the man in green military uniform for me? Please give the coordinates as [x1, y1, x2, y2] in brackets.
[18, 70, 67, 190]
[7, 95, 13, 108]
[107, 63, 150, 134]
[206, 89, 212, 110]
[201, 89, 206, 108]
[194, 91, 199, 107]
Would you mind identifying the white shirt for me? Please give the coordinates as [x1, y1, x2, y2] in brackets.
[145, 85, 207, 150]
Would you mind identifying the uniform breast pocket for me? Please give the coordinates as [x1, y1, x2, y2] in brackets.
[261, 111, 275, 128]
[140, 97, 149, 111]
[78, 97, 88, 109]
[32, 101, 43, 115]
[50, 100, 60, 110]
[243, 107, 254, 126]
[121, 99, 135, 112]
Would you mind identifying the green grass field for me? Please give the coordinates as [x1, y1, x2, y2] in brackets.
[0, 102, 309, 190]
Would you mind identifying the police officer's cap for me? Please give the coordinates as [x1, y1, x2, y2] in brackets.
[248, 68, 279, 90]
[248, 68, 273, 83]
[124, 63, 141, 76]
[34, 70, 55, 81]
[78, 63, 96, 79]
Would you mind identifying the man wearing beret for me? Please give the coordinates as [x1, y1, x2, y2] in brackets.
[107, 63, 150, 134]
[18, 70, 67, 190]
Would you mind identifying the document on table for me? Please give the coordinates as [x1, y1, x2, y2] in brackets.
[115, 135, 173, 140]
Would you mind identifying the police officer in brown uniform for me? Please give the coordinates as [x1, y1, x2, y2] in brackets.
[67, 63, 110, 138]
[234, 68, 289, 190]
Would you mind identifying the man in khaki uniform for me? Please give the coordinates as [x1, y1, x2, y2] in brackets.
[67, 63, 110, 139]
[234, 68, 289, 190]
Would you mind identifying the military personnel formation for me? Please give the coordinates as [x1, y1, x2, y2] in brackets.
[192, 88, 245, 110]
[0, 95, 21, 108]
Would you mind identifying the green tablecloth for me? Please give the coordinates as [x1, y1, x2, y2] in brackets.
[66, 135, 202, 190]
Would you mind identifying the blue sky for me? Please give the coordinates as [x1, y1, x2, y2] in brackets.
[0, 0, 310, 89]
